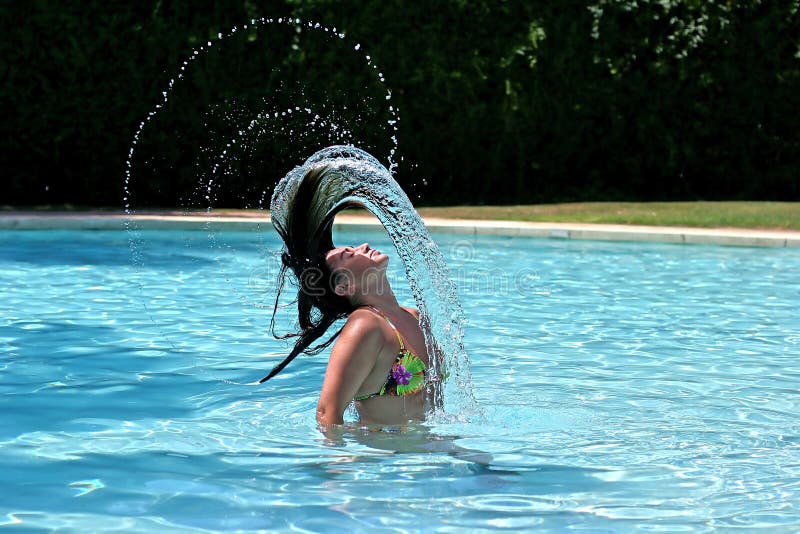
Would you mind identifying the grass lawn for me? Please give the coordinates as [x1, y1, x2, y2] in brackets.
[415, 202, 800, 231]
[5, 201, 798, 230]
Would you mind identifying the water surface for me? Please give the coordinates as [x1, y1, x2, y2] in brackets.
[1, 229, 798, 531]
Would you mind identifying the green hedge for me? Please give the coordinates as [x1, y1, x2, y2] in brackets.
[2, 1, 798, 207]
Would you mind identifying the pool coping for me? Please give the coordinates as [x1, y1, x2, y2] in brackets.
[1, 212, 798, 248]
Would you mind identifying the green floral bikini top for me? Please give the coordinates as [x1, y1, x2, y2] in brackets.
[353, 306, 429, 401]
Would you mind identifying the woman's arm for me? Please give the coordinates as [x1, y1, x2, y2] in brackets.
[316, 311, 383, 425]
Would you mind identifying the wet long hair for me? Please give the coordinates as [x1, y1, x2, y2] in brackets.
[259, 165, 362, 383]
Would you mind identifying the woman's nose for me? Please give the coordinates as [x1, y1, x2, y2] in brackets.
[356, 243, 369, 252]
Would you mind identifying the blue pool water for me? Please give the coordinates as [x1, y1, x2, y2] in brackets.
[1, 227, 799, 532]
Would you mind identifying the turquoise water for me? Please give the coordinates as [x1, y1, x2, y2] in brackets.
[1, 228, 799, 532]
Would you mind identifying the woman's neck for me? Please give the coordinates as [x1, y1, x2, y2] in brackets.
[354, 290, 401, 313]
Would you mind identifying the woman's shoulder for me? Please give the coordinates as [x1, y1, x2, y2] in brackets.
[342, 305, 418, 339]
[331, 309, 389, 359]
[342, 307, 389, 337]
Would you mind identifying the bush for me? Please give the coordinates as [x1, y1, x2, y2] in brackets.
[2, 0, 798, 207]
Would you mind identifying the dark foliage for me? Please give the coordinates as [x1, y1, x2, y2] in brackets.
[2, 1, 798, 207]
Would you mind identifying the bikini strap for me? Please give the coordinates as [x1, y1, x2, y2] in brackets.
[358, 305, 405, 351]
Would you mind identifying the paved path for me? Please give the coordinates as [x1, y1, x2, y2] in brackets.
[1, 212, 798, 247]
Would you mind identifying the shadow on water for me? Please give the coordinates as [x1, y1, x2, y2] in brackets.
[307, 426, 615, 499]
[318, 424, 521, 477]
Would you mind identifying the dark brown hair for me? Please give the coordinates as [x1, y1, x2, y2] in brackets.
[259, 165, 362, 383]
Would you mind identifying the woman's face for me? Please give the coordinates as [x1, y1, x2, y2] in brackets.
[325, 243, 389, 277]
[325, 243, 389, 294]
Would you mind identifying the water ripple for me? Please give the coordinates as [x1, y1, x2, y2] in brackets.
[1, 230, 799, 530]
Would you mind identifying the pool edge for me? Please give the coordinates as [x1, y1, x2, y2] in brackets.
[1, 213, 798, 248]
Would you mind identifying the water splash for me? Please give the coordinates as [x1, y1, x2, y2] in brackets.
[271, 145, 477, 417]
[123, 16, 401, 221]
[122, 18, 405, 384]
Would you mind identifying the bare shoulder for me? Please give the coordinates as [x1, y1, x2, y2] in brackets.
[327, 309, 387, 371]
[401, 306, 420, 320]
[340, 307, 387, 342]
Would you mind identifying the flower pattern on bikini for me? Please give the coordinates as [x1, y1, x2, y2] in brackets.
[383, 350, 426, 396]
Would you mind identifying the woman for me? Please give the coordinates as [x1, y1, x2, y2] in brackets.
[260, 164, 440, 426]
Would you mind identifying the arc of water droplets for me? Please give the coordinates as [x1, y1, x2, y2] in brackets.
[123, 17, 404, 385]
[124, 16, 401, 219]
[200, 99, 360, 311]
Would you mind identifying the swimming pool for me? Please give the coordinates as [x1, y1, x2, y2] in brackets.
[1, 228, 798, 531]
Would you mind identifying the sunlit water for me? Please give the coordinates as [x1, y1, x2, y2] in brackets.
[1, 228, 799, 532]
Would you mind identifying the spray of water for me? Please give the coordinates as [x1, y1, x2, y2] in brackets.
[272, 145, 477, 418]
[119, 18, 466, 414]
[123, 16, 401, 222]
[124, 16, 405, 314]
[123, 17, 401, 369]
